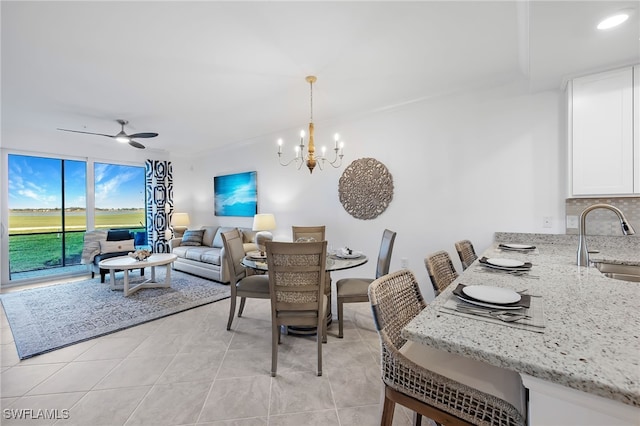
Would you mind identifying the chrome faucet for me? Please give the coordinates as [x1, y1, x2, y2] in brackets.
[577, 203, 636, 266]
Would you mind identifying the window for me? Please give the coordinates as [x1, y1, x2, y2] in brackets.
[94, 162, 146, 231]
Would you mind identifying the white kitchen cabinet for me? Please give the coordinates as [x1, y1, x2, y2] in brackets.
[569, 66, 636, 195]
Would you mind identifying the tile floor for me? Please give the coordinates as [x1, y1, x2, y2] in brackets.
[1, 284, 419, 425]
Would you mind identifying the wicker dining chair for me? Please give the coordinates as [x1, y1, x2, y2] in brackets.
[368, 269, 526, 426]
[265, 240, 328, 377]
[424, 250, 459, 295]
[455, 239, 478, 271]
[221, 229, 270, 330]
[335, 229, 396, 338]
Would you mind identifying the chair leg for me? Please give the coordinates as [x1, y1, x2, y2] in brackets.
[380, 388, 396, 426]
[91, 271, 95, 279]
[317, 322, 323, 376]
[100, 270, 106, 283]
[271, 321, 279, 377]
[337, 298, 344, 338]
[322, 314, 328, 344]
[227, 297, 236, 331]
[238, 297, 247, 317]
[412, 412, 423, 426]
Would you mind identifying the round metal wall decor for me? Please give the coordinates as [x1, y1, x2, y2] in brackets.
[339, 158, 393, 220]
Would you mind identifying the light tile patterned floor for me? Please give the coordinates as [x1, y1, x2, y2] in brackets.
[1, 283, 417, 425]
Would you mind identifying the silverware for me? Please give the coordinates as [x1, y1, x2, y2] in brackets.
[455, 305, 530, 322]
[476, 267, 540, 279]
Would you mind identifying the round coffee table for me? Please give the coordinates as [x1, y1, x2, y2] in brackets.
[99, 253, 178, 296]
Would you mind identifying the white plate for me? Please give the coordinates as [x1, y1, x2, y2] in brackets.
[486, 258, 525, 268]
[502, 243, 535, 250]
[455, 295, 524, 310]
[462, 285, 521, 304]
[336, 251, 362, 259]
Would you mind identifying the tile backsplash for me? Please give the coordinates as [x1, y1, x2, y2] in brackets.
[565, 197, 640, 236]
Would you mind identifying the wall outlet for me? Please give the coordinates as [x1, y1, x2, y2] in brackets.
[566, 215, 579, 229]
[543, 216, 552, 228]
[401, 257, 408, 268]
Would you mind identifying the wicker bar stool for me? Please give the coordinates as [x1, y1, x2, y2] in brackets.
[424, 250, 459, 296]
[455, 240, 478, 271]
[368, 270, 526, 426]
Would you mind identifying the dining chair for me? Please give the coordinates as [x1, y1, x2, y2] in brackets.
[292, 225, 331, 323]
[335, 229, 396, 338]
[221, 229, 270, 330]
[265, 240, 328, 377]
[368, 269, 526, 426]
[292, 225, 325, 242]
[455, 239, 478, 271]
[424, 250, 459, 296]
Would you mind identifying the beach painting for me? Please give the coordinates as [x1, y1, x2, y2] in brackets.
[214, 171, 258, 217]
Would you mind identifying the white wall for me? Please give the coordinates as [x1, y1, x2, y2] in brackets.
[172, 82, 565, 299]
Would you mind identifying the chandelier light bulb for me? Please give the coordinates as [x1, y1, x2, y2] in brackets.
[597, 12, 629, 29]
[300, 130, 305, 138]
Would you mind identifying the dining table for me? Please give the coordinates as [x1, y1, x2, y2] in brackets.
[242, 249, 368, 334]
[401, 232, 639, 426]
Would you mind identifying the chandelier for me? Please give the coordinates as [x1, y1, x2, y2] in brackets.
[277, 76, 344, 173]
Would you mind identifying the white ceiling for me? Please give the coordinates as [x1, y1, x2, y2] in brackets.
[2, 1, 639, 156]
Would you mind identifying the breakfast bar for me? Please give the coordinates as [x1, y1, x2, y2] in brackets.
[402, 233, 640, 425]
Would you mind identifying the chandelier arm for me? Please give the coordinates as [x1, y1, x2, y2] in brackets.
[278, 153, 303, 168]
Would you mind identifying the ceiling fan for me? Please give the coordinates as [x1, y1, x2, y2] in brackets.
[57, 119, 158, 149]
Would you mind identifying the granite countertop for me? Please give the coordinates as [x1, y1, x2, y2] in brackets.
[402, 232, 640, 407]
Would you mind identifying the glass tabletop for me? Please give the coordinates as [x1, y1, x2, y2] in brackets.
[242, 253, 368, 272]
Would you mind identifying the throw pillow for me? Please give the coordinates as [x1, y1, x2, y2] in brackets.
[107, 230, 133, 241]
[100, 239, 134, 254]
[181, 229, 205, 246]
[212, 226, 236, 248]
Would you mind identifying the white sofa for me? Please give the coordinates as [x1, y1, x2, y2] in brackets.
[169, 226, 258, 283]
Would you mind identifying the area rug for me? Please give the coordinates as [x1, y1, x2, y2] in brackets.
[0, 270, 230, 359]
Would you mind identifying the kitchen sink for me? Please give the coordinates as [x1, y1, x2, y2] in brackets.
[593, 262, 640, 282]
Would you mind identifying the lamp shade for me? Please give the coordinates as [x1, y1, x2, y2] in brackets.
[252, 213, 276, 231]
[171, 213, 190, 227]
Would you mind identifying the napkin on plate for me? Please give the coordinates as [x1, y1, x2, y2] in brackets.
[498, 243, 536, 251]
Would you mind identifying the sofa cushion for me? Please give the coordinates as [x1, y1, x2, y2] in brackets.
[185, 247, 209, 261]
[212, 226, 236, 248]
[100, 239, 134, 254]
[181, 229, 205, 246]
[107, 230, 133, 241]
[200, 249, 222, 265]
[201, 226, 219, 247]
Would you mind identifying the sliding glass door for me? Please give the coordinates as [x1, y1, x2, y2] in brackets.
[8, 155, 86, 276]
[7, 155, 146, 281]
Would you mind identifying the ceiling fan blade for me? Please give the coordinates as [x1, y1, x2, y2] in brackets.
[57, 128, 114, 138]
[128, 132, 158, 138]
[129, 140, 146, 149]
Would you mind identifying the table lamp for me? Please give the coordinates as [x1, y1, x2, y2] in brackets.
[252, 213, 276, 254]
[171, 213, 190, 238]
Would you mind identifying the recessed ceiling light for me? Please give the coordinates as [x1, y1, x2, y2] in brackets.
[597, 12, 630, 30]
